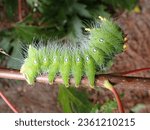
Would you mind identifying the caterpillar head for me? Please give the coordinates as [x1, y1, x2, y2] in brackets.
[20, 45, 40, 85]
[89, 18, 124, 53]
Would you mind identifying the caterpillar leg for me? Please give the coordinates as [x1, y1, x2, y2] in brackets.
[84, 52, 96, 88]
[72, 52, 84, 87]
[48, 51, 60, 84]
[39, 47, 52, 72]
[60, 50, 72, 87]
[20, 64, 39, 85]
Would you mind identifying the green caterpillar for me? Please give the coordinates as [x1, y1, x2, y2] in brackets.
[20, 17, 124, 88]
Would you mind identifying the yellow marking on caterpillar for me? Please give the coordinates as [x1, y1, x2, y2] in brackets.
[124, 37, 128, 42]
[133, 5, 141, 13]
[123, 44, 127, 51]
[98, 16, 106, 21]
[85, 28, 91, 32]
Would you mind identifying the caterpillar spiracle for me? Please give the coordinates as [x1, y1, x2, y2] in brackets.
[20, 17, 125, 88]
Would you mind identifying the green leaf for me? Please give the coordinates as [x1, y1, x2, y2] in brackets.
[26, 0, 38, 7]
[100, 99, 117, 113]
[14, 23, 66, 42]
[90, 104, 101, 113]
[0, 37, 11, 63]
[15, 24, 40, 42]
[102, 0, 138, 10]
[89, 5, 111, 18]
[15, 24, 51, 42]
[7, 40, 23, 69]
[73, 3, 91, 18]
[67, 16, 83, 37]
[131, 104, 146, 113]
[58, 85, 93, 113]
[0, 37, 11, 52]
[3, 0, 18, 19]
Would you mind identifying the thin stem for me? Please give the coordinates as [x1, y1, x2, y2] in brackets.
[102, 80, 125, 113]
[111, 87, 125, 113]
[0, 91, 18, 113]
[18, 0, 22, 21]
[114, 67, 150, 76]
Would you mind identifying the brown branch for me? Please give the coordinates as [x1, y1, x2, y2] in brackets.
[18, 0, 22, 21]
[111, 87, 125, 113]
[0, 68, 150, 89]
[0, 92, 18, 113]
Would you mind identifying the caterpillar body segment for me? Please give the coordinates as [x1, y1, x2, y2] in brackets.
[83, 52, 96, 88]
[39, 47, 52, 72]
[48, 49, 60, 84]
[20, 45, 40, 85]
[72, 51, 84, 87]
[90, 27, 123, 54]
[98, 16, 123, 40]
[97, 30, 123, 53]
[59, 50, 72, 87]
[89, 29, 116, 57]
[88, 47, 105, 67]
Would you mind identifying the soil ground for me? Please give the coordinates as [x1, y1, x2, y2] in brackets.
[0, 0, 150, 113]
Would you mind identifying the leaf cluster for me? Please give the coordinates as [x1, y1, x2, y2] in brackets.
[58, 85, 117, 113]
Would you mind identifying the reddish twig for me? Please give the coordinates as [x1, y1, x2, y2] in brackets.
[18, 0, 22, 21]
[0, 68, 150, 89]
[111, 87, 125, 112]
[0, 91, 18, 113]
[98, 79, 124, 113]
[113, 67, 150, 76]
